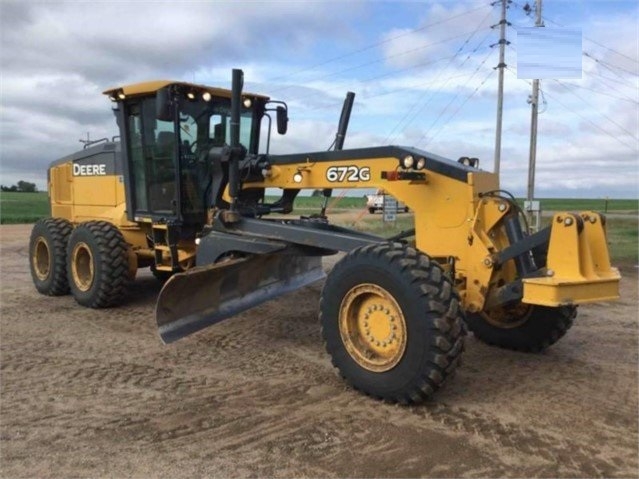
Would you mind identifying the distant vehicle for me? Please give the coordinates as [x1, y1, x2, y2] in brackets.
[366, 189, 409, 214]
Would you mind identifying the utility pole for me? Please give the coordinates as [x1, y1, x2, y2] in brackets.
[492, 0, 510, 178]
[526, 0, 543, 231]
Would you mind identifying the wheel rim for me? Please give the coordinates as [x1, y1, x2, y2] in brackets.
[339, 283, 407, 372]
[33, 237, 51, 281]
[71, 242, 94, 292]
[481, 302, 533, 329]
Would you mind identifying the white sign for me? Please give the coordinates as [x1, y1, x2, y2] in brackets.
[73, 163, 107, 176]
[383, 195, 397, 222]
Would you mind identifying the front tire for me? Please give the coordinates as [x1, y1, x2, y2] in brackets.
[320, 243, 464, 404]
[66, 221, 130, 308]
[29, 218, 73, 296]
[466, 304, 576, 352]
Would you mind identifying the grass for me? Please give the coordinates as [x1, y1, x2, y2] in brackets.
[286, 196, 638, 215]
[519, 198, 638, 214]
[0, 192, 50, 224]
[277, 195, 367, 211]
[602, 217, 638, 264]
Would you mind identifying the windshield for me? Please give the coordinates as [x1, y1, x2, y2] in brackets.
[178, 99, 255, 154]
[124, 95, 258, 223]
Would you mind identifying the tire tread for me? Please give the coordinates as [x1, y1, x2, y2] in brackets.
[29, 217, 73, 296]
[67, 221, 129, 308]
[320, 242, 465, 404]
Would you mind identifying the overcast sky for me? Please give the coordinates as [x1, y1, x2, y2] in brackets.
[1, 0, 637, 198]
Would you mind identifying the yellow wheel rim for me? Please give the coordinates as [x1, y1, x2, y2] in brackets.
[339, 283, 407, 372]
[33, 237, 51, 281]
[71, 242, 94, 292]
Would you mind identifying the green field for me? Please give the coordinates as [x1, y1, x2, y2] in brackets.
[0, 192, 49, 224]
[285, 196, 638, 214]
[518, 198, 638, 213]
[1, 191, 635, 262]
[604, 217, 638, 263]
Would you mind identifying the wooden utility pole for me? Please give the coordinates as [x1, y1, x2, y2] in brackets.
[493, 0, 509, 177]
[526, 0, 543, 230]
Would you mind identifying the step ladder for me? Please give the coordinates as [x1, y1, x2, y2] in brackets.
[152, 223, 180, 272]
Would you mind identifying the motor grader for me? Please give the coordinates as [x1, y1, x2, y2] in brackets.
[30, 69, 620, 404]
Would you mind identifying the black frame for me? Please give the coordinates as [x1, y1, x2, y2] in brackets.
[116, 89, 267, 224]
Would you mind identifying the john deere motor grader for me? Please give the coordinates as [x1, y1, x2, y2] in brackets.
[30, 69, 620, 404]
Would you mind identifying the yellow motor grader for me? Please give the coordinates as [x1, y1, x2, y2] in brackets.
[30, 69, 620, 403]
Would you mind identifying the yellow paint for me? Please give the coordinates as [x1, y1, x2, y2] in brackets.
[103, 80, 268, 100]
[48, 145, 620, 315]
[523, 212, 620, 306]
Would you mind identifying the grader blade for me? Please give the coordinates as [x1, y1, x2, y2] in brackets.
[156, 253, 325, 343]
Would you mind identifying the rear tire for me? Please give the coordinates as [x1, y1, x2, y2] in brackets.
[467, 304, 576, 352]
[66, 221, 130, 308]
[29, 218, 73, 296]
[320, 242, 465, 404]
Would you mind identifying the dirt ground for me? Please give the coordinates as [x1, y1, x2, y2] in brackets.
[1, 223, 637, 478]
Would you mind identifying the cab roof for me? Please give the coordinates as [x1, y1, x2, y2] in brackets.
[102, 80, 269, 100]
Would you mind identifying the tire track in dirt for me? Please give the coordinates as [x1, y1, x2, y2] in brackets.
[1, 224, 637, 478]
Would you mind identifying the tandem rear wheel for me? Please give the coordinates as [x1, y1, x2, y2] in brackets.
[466, 303, 576, 352]
[29, 218, 73, 296]
[319, 242, 465, 404]
[66, 221, 130, 308]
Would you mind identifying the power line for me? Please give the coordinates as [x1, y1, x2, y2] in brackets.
[552, 79, 638, 139]
[554, 79, 638, 105]
[269, 29, 488, 95]
[505, 42, 637, 104]
[361, 70, 488, 102]
[540, 12, 639, 65]
[423, 68, 495, 146]
[417, 52, 492, 143]
[586, 66, 637, 89]
[541, 89, 636, 152]
[265, 4, 490, 84]
[297, 48, 494, 112]
[505, 67, 636, 152]
[417, 51, 495, 145]
[583, 52, 638, 80]
[383, 9, 495, 144]
[508, 2, 638, 81]
[510, 0, 638, 66]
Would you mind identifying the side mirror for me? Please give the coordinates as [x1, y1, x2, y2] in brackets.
[276, 106, 288, 135]
[156, 87, 173, 121]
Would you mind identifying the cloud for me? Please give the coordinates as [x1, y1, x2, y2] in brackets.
[380, 1, 494, 69]
[0, 2, 360, 84]
[0, 0, 362, 187]
[0, 0, 636, 200]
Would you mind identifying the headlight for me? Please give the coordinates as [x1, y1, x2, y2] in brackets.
[243, 98, 252, 108]
[293, 172, 303, 183]
[202, 91, 212, 102]
[401, 155, 414, 169]
[415, 157, 426, 170]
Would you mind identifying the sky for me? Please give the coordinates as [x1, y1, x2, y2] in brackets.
[0, 0, 637, 198]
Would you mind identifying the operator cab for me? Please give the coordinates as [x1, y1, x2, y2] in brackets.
[104, 81, 286, 231]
